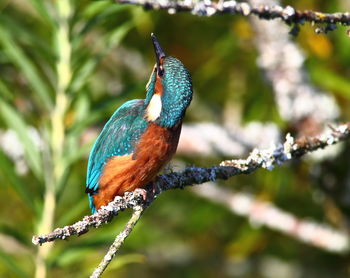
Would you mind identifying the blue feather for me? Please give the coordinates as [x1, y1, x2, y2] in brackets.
[86, 99, 148, 212]
[88, 194, 96, 214]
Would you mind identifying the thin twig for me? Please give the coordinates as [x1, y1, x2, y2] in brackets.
[90, 206, 144, 278]
[115, 0, 350, 27]
[32, 122, 350, 245]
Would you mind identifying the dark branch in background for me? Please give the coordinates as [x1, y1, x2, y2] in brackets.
[32, 122, 350, 246]
[115, 0, 350, 33]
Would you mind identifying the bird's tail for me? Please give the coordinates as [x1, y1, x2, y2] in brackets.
[88, 193, 97, 213]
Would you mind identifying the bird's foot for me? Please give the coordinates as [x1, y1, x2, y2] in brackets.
[151, 183, 159, 195]
[134, 188, 148, 202]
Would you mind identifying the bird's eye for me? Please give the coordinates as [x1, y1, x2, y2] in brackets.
[158, 65, 164, 76]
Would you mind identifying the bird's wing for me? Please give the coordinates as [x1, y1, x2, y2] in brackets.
[86, 99, 148, 194]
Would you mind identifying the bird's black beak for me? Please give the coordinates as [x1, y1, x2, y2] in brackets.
[151, 33, 166, 76]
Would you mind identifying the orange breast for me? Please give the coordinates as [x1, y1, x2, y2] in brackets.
[92, 122, 182, 209]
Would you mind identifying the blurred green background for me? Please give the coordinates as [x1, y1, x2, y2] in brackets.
[1, 0, 350, 277]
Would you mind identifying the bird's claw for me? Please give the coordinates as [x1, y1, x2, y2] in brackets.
[134, 188, 148, 202]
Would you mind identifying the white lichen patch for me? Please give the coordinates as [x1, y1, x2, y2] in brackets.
[282, 5, 295, 18]
[222, 0, 237, 9]
[283, 133, 294, 159]
[221, 133, 295, 171]
[240, 2, 251, 16]
[338, 124, 349, 134]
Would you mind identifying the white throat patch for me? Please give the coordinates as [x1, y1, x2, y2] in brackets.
[146, 94, 162, 121]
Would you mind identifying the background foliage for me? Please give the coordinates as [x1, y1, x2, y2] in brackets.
[0, 0, 350, 277]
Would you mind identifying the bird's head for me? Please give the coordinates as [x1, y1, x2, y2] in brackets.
[144, 34, 193, 128]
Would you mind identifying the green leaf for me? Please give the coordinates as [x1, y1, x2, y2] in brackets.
[0, 224, 32, 248]
[82, 1, 115, 18]
[0, 101, 42, 179]
[0, 14, 54, 63]
[69, 59, 99, 94]
[81, 1, 129, 36]
[56, 198, 87, 227]
[0, 150, 36, 214]
[105, 253, 145, 272]
[67, 98, 125, 142]
[0, 25, 53, 110]
[0, 250, 29, 278]
[0, 79, 13, 101]
[70, 21, 133, 93]
[55, 247, 94, 267]
[105, 21, 133, 49]
[66, 143, 92, 167]
[28, 0, 54, 26]
[73, 93, 90, 123]
[309, 64, 350, 99]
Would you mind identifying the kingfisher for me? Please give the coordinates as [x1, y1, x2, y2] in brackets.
[85, 34, 193, 213]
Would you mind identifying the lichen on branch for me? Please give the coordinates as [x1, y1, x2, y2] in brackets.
[115, 0, 350, 29]
[32, 122, 350, 246]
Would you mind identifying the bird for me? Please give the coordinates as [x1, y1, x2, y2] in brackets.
[85, 34, 193, 213]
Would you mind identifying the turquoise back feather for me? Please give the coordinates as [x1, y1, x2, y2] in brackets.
[86, 99, 147, 212]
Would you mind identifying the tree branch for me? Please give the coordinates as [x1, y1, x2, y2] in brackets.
[32, 122, 350, 245]
[31, 191, 145, 245]
[193, 183, 349, 253]
[31, 122, 350, 278]
[115, 0, 350, 27]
